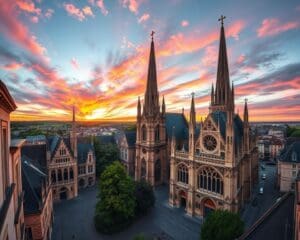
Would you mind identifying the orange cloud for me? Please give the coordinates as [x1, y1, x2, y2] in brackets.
[257, 18, 299, 37]
[122, 0, 140, 14]
[64, 3, 85, 21]
[96, 0, 108, 15]
[82, 6, 94, 17]
[15, 0, 41, 15]
[1, 62, 23, 71]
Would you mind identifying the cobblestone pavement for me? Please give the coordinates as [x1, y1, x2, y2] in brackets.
[52, 184, 201, 240]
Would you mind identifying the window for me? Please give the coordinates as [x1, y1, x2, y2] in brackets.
[155, 125, 160, 142]
[57, 169, 62, 181]
[197, 167, 223, 195]
[142, 125, 147, 141]
[293, 164, 296, 169]
[177, 164, 189, 184]
[51, 170, 56, 183]
[292, 171, 297, 177]
[78, 166, 86, 175]
[25, 227, 33, 240]
[88, 165, 93, 173]
[70, 168, 74, 179]
[60, 148, 66, 156]
[141, 159, 146, 179]
[292, 152, 297, 162]
[155, 159, 161, 182]
[88, 154, 92, 162]
[64, 168, 68, 180]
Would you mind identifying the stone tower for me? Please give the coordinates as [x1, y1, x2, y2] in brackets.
[135, 33, 167, 186]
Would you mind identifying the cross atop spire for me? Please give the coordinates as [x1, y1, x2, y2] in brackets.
[151, 30, 155, 41]
[218, 15, 226, 26]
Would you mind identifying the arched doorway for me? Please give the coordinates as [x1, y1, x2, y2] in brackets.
[202, 198, 216, 218]
[79, 178, 85, 188]
[59, 187, 68, 200]
[179, 190, 187, 209]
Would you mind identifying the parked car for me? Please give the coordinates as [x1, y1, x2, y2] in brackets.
[262, 174, 266, 180]
[259, 187, 264, 194]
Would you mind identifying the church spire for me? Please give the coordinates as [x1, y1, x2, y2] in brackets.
[190, 92, 196, 126]
[162, 95, 165, 115]
[211, 83, 215, 105]
[137, 96, 141, 118]
[71, 105, 77, 159]
[144, 31, 159, 116]
[244, 98, 249, 125]
[214, 15, 231, 110]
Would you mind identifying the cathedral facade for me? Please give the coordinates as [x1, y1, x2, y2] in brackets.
[168, 19, 259, 217]
[133, 19, 258, 217]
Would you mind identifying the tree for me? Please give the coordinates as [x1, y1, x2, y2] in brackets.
[93, 137, 120, 176]
[94, 161, 136, 233]
[201, 210, 244, 240]
[134, 180, 155, 216]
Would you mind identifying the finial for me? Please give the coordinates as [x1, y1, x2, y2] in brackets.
[151, 30, 155, 41]
[218, 15, 226, 26]
[191, 92, 195, 98]
[245, 98, 248, 103]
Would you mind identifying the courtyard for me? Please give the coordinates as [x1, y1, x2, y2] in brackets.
[52, 162, 279, 240]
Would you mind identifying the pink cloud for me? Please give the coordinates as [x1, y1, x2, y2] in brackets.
[70, 58, 80, 70]
[159, 20, 246, 56]
[30, 16, 39, 23]
[96, 0, 108, 15]
[45, 8, 54, 19]
[237, 54, 245, 64]
[138, 13, 150, 23]
[15, 0, 41, 15]
[122, 0, 140, 14]
[82, 6, 94, 17]
[257, 18, 299, 37]
[181, 20, 189, 27]
[64, 3, 85, 21]
[0, 1, 46, 55]
[201, 45, 217, 67]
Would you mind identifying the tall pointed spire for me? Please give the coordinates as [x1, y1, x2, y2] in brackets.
[144, 31, 159, 116]
[137, 96, 141, 118]
[190, 92, 196, 126]
[71, 105, 77, 159]
[162, 95, 165, 115]
[244, 98, 249, 124]
[214, 15, 231, 110]
[211, 83, 214, 105]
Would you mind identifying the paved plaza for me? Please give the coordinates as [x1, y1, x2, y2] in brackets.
[52, 161, 279, 240]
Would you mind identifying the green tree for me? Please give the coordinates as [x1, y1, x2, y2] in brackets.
[94, 161, 136, 233]
[201, 210, 244, 240]
[93, 137, 120, 176]
[134, 180, 155, 216]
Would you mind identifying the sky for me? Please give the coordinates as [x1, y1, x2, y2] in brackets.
[0, 0, 300, 122]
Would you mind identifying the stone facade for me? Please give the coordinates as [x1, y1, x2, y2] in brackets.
[168, 21, 259, 217]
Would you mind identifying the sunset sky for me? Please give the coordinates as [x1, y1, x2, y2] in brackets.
[0, 0, 300, 122]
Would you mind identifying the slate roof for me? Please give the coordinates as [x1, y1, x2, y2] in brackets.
[165, 113, 189, 140]
[22, 156, 47, 214]
[21, 144, 47, 171]
[124, 131, 136, 147]
[77, 143, 94, 164]
[211, 111, 244, 146]
[279, 141, 300, 163]
[46, 136, 73, 158]
[240, 193, 294, 240]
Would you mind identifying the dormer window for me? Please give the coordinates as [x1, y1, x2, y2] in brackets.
[88, 154, 92, 162]
[60, 148, 66, 156]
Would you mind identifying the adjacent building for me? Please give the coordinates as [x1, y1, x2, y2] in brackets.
[21, 145, 53, 240]
[0, 80, 25, 240]
[278, 139, 300, 192]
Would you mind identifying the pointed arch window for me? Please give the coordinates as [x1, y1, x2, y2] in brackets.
[177, 164, 189, 184]
[155, 125, 160, 142]
[58, 169, 62, 182]
[142, 125, 147, 142]
[64, 168, 68, 181]
[141, 158, 146, 180]
[197, 167, 223, 195]
[70, 168, 74, 180]
[155, 159, 161, 182]
[51, 170, 56, 183]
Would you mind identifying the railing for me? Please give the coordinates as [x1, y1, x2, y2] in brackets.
[14, 191, 24, 224]
[0, 183, 15, 233]
[174, 151, 225, 166]
[53, 179, 75, 186]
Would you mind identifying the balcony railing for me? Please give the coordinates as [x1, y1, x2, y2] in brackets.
[175, 151, 225, 165]
[0, 183, 15, 233]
